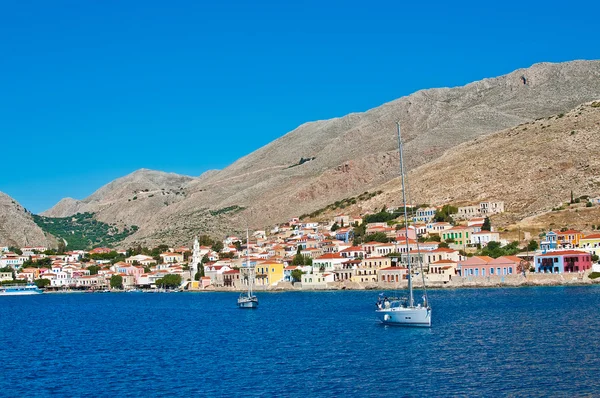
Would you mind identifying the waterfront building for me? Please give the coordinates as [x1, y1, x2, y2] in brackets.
[333, 259, 360, 282]
[556, 230, 584, 249]
[255, 260, 284, 286]
[378, 266, 408, 283]
[540, 231, 558, 252]
[223, 269, 241, 287]
[428, 260, 457, 282]
[312, 253, 346, 273]
[458, 256, 495, 277]
[577, 234, 600, 256]
[534, 250, 592, 273]
[301, 271, 334, 287]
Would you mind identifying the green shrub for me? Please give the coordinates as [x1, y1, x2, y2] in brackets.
[589, 272, 600, 280]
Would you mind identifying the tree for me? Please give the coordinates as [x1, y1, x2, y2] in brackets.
[362, 232, 390, 243]
[292, 253, 306, 266]
[527, 240, 539, 252]
[194, 264, 205, 281]
[198, 235, 214, 246]
[87, 265, 100, 275]
[291, 269, 305, 282]
[482, 217, 491, 231]
[34, 279, 50, 288]
[211, 241, 224, 253]
[57, 240, 66, 254]
[156, 274, 182, 289]
[592, 254, 599, 262]
[438, 242, 450, 249]
[201, 254, 210, 264]
[110, 275, 123, 289]
[8, 246, 23, 255]
[433, 205, 458, 223]
[330, 222, 340, 232]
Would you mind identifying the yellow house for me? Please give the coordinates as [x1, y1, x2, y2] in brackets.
[255, 261, 284, 286]
[578, 234, 600, 256]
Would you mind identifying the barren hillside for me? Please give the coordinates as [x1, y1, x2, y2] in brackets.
[42, 60, 600, 246]
[0, 192, 59, 248]
[350, 101, 600, 224]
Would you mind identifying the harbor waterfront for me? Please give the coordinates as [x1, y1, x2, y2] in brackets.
[2, 287, 599, 397]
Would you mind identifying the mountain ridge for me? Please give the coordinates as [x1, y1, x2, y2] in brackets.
[38, 60, 600, 247]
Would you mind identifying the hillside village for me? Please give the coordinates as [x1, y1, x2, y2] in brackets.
[3, 197, 600, 292]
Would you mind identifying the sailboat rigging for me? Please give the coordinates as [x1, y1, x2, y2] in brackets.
[237, 229, 259, 309]
[375, 122, 431, 327]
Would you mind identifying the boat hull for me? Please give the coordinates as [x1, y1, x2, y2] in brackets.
[0, 288, 42, 296]
[376, 306, 431, 327]
[237, 297, 258, 309]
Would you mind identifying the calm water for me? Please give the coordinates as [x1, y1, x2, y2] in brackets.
[1, 287, 600, 397]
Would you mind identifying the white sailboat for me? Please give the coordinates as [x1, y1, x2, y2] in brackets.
[237, 229, 258, 309]
[376, 122, 431, 327]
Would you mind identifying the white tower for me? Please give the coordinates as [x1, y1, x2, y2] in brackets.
[190, 236, 201, 279]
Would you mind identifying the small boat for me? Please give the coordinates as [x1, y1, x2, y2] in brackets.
[0, 283, 43, 296]
[376, 122, 431, 327]
[237, 229, 258, 309]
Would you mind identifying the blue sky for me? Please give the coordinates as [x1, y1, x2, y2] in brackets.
[1, 0, 599, 213]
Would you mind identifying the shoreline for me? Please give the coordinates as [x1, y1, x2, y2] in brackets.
[40, 273, 600, 294]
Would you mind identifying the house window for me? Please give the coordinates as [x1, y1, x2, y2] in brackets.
[490, 268, 494, 275]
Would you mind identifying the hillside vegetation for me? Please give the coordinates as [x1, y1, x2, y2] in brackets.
[33, 213, 138, 250]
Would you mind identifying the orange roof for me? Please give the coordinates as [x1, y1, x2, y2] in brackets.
[316, 253, 343, 260]
[379, 266, 407, 271]
[582, 234, 600, 239]
[432, 259, 456, 264]
[556, 230, 582, 235]
[339, 246, 364, 252]
[430, 248, 456, 253]
[223, 269, 240, 274]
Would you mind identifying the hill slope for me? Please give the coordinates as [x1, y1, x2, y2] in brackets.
[352, 101, 600, 224]
[0, 192, 59, 248]
[44, 60, 600, 246]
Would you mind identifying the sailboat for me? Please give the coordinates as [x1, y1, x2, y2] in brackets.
[376, 122, 431, 327]
[237, 229, 258, 309]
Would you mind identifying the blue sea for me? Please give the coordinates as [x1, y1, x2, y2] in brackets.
[2, 287, 600, 397]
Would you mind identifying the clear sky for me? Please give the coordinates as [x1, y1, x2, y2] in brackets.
[1, 0, 599, 213]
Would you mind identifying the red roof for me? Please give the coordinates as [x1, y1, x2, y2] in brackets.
[316, 253, 343, 260]
[379, 266, 407, 271]
[582, 234, 600, 239]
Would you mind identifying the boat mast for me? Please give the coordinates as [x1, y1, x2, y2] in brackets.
[246, 228, 252, 297]
[397, 122, 413, 307]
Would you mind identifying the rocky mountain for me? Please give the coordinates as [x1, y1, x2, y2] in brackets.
[338, 101, 600, 226]
[43, 60, 600, 247]
[0, 192, 59, 248]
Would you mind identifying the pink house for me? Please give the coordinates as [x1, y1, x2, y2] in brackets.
[459, 256, 519, 277]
